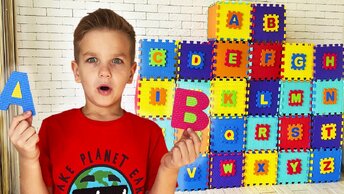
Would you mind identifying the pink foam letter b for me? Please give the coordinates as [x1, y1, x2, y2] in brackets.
[171, 88, 209, 131]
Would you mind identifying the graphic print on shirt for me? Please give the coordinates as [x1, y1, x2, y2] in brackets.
[69, 165, 133, 194]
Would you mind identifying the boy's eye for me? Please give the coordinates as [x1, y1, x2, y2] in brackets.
[86, 57, 97, 63]
[112, 58, 123, 64]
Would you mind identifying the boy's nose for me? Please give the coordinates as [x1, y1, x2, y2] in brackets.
[98, 65, 111, 78]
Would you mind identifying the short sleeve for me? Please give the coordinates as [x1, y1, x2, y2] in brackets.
[38, 119, 53, 187]
[145, 122, 168, 190]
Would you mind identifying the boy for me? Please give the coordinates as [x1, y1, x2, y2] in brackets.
[9, 9, 201, 194]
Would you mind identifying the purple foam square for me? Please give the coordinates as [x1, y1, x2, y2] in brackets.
[178, 41, 213, 80]
[314, 44, 343, 80]
[210, 152, 243, 188]
[311, 115, 343, 149]
[251, 4, 286, 42]
[248, 80, 279, 115]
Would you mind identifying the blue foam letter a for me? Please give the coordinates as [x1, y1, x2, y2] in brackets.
[0, 71, 36, 115]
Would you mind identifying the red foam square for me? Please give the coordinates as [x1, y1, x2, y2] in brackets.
[250, 42, 282, 80]
[279, 116, 311, 150]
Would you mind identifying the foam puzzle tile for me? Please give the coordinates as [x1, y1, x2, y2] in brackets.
[210, 116, 245, 153]
[281, 43, 314, 80]
[176, 126, 210, 154]
[246, 116, 278, 151]
[0, 71, 36, 115]
[178, 41, 214, 80]
[244, 150, 278, 186]
[312, 79, 344, 115]
[210, 78, 247, 117]
[177, 154, 209, 191]
[208, 1, 252, 40]
[136, 78, 175, 118]
[247, 80, 279, 115]
[314, 44, 343, 80]
[139, 39, 177, 80]
[152, 118, 175, 151]
[249, 42, 283, 80]
[210, 152, 244, 188]
[251, 4, 286, 42]
[213, 40, 250, 78]
[277, 150, 310, 184]
[279, 80, 312, 115]
[279, 116, 311, 151]
[310, 148, 342, 183]
[176, 79, 211, 108]
[311, 114, 343, 149]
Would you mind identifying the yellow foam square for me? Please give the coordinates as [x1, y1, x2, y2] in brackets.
[208, 2, 252, 40]
[282, 43, 314, 80]
[244, 151, 278, 186]
[210, 79, 247, 116]
[137, 79, 175, 118]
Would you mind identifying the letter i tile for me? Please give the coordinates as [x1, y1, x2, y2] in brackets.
[136, 78, 175, 118]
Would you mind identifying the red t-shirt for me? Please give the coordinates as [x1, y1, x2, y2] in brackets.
[38, 108, 168, 194]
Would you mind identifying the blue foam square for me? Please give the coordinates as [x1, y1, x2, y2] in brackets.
[139, 39, 177, 79]
[310, 148, 342, 183]
[177, 154, 209, 191]
[210, 117, 245, 152]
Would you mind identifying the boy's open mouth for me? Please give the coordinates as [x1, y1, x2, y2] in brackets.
[97, 85, 112, 95]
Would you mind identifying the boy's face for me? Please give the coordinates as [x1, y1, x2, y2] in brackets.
[72, 29, 136, 110]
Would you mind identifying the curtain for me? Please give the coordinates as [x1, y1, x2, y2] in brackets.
[0, 0, 20, 193]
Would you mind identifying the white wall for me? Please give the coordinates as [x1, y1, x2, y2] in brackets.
[15, 0, 344, 129]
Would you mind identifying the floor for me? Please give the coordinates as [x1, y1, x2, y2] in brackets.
[176, 174, 344, 194]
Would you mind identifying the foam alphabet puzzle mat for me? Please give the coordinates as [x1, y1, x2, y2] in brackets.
[136, 0, 343, 191]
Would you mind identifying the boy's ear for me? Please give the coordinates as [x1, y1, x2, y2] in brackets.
[128, 62, 137, 84]
[71, 60, 81, 83]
